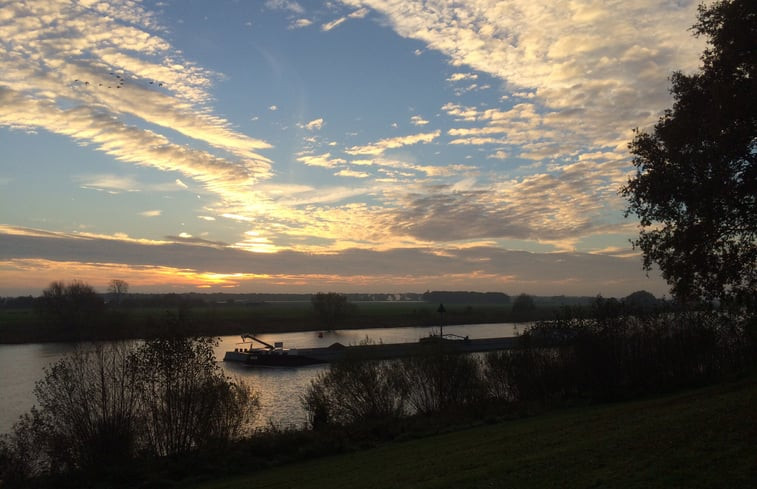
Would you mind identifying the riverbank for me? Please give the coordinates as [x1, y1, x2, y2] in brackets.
[0, 301, 534, 344]
[189, 372, 757, 489]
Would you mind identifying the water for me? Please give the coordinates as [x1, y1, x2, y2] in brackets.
[0, 322, 520, 434]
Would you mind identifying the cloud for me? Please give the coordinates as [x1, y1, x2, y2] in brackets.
[175, 178, 189, 189]
[304, 118, 324, 131]
[384, 154, 630, 246]
[0, 0, 273, 218]
[139, 210, 162, 217]
[0, 227, 667, 296]
[322, 16, 347, 31]
[447, 72, 478, 82]
[322, 7, 369, 31]
[0, 88, 265, 202]
[335, 169, 370, 178]
[296, 153, 347, 168]
[349, 8, 370, 19]
[76, 174, 143, 193]
[345, 130, 440, 155]
[339, 0, 704, 187]
[269, 105, 278, 111]
[410, 115, 429, 126]
[75, 174, 191, 194]
[290, 18, 313, 29]
[265, 0, 305, 14]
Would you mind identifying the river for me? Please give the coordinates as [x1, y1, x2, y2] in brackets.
[0, 322, 522, 434]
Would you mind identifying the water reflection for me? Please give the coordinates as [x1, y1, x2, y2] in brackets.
[0, 322, 519, 433]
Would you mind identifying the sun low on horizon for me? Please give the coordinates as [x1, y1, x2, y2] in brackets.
[0, 0, 704, 297]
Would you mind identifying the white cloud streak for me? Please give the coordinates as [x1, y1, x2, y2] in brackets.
[345, 130, 440, 155]
[0, 0, 272, 207]
[339, 0, 704, 166]
[0, 227, 668, 296]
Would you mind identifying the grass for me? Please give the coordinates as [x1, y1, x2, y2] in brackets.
[190, 374, 757, 489]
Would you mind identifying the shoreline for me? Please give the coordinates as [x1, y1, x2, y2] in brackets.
[0, 315, 518, 345]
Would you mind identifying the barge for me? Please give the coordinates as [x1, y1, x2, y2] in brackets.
[223, 333, 520, 367]
[223, 334, 327, 367]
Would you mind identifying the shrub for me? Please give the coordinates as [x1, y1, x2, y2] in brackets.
[132, 334, 259, 457]
[521, 305, 753, 402]
[0, 327, 258, 486]
[302, 358, 406, 428]
[398, 345, 486, 415]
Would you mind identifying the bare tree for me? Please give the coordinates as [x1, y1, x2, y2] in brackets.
[107, 279, 129, 305]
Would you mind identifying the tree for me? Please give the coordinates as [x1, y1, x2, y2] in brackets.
[0, 344, 142, 480]
[621, 0, 756, 310]
[131, 326, 258, 456]
[311, 292, 352, 328]
[39, 280, 104, 328]
[107, 279, 129, 305]
[511, 293, 536, 322]
[624, 290, 659, 313]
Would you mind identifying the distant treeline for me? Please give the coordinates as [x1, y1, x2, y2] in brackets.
[421, 290, 510, 305]
[0, 291, 612, 309]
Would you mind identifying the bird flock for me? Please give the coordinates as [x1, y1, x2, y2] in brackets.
[72, 71, 164, 90]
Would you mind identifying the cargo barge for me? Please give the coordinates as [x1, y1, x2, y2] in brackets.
[223, 333, 519, 367]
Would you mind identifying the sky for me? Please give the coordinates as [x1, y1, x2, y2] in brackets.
[0, 0, 706, 297]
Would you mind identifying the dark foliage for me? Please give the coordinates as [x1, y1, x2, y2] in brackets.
[311, 292, 353, 328]
[0, 323, 258, 488]
[511, 293, 537, 322]
[37, 280, 104, 330]
[621, 0, 756, 309]
[623, 290, 660, 314]
[397, 344, 486, 415]
[505, 303, 753, 403]
[301, 296, 752, 445]
[422, 291, 510, 305]
[302, 358, 407, 428]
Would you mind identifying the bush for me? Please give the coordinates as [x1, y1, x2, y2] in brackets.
[302, 358, 406, 428]
[483, 347, 576, 404]
[132, 334, 258, 457]
[521, 305, 753, 402]
[398, 344, 486, 415]
[0, 327, 258, 486]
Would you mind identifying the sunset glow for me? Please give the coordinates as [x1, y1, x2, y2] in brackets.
[0, 0, 704, 297]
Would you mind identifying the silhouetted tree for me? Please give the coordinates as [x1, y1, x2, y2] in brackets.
[311, 292, 352, 328]
[511, 293, 536, 322]
[624, 290, 659, 314]
[39, 280, 104, 328]
[621, 0, 756, 310]
[107, 279, 129, 305]
[132, 327, 258, 456]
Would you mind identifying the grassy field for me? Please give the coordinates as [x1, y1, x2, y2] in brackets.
[190, 374, 757, 489]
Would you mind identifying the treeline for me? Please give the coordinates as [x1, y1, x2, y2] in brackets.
[0, 292, 427, 307]
[421, 290, 511, 305]
[1, 290, 640, 309]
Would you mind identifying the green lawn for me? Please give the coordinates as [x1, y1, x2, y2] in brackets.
[192, 375, 757, 489]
